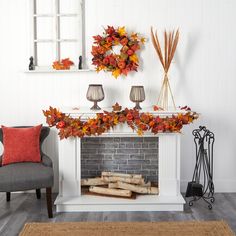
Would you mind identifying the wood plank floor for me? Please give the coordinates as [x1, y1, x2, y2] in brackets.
[0, 193, 235, 236]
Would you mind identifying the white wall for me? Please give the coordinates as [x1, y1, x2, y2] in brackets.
[0, 0, 236, 192]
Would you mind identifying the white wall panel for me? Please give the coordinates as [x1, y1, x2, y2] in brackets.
[0, 0, 236, 192]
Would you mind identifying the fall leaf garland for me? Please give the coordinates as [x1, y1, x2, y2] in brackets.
[43, 103, 198, 140]
[91, 26, 145, 79]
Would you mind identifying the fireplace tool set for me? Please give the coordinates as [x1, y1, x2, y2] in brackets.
[185, 126, 215, 209]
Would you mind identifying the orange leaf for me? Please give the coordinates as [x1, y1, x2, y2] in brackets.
[129, 54, 139, 63]
[112, 69, 121, 79]
[118, 26, 126, 36]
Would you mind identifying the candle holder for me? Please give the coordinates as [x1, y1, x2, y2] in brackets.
[129, 86, 145, 110]
[86, 84, 105, 110]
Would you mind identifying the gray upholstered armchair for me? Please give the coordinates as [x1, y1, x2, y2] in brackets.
[0, 126, 54, 218]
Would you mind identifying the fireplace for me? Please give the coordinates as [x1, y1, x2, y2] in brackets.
[55, 107, 185, 212]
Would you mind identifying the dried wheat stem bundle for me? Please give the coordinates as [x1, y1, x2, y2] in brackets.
[151, 27, 179, 110]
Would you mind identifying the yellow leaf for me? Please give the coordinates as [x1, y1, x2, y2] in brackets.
[188, 117, 193, 122]
[114, 117, 119, 125]
[141, 37, 146, 44]
[112, 69, 121, 79]
[114, 40, 120, 45]
[131, 33, 138, 40]
[137, 129, 143, 136]
[129, 54, 139, 63]
[96, 65, 105, 72]
[82, 126, 87, 134]
[118, 26, 126, 36]
[178, 114, 183, 119]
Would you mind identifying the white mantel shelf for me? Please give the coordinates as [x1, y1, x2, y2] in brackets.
[55, 107, 186, 212]
[61, 106, 189, 118]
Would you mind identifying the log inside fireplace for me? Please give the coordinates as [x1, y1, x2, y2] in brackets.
[81, 171, 159, 199]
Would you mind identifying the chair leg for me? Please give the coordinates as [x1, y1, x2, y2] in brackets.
[6, 192, 11, 202]
[46, 188, 53, 218]
[36, 189, 41, 199]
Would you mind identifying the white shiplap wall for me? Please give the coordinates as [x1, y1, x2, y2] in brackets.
[0, 0, 236, 192]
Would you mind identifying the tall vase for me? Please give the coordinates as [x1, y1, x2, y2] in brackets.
[157, 72, 176, 111]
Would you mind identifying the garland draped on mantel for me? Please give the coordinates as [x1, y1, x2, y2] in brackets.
[43, 104, 198, 140]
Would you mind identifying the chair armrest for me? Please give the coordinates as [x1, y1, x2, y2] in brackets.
[42, 154, 53, 167]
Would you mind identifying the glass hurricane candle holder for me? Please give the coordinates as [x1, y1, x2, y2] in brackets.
[86, 84, 105, 110]
[129, 86, 145, 110]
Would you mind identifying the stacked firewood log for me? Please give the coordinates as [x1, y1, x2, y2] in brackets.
[81, 172, 158, 198]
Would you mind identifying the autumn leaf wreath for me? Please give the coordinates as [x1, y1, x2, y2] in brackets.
[91, 26, 145, 79]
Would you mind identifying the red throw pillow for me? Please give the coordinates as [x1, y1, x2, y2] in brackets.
[2, 125, 42, 166]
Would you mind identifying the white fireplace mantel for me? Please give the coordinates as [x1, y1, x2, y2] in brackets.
[54, 107, 186, 212]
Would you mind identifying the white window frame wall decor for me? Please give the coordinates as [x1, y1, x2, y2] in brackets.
[28, 0, 90, 73]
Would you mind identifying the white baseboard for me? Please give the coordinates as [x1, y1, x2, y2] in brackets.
[181, 180, 236, 193]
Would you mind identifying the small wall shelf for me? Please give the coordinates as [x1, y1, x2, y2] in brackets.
[33, 13, 79, 17]
[24, 68, 95, 73]
[34, 39, 78, 42]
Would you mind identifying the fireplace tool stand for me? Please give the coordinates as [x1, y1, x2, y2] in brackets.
[185, 126, 215, 209]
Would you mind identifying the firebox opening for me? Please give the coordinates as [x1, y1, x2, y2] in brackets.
[81, 137, 158, 198]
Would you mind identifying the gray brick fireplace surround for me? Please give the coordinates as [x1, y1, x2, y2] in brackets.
[81, 137, 158, 184]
